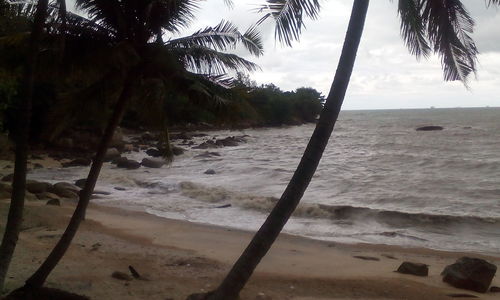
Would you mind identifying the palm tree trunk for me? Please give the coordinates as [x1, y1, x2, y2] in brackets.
[0, 0, 49, 292]
[22, 67, 141, 289]
[207, 1, 370, 299]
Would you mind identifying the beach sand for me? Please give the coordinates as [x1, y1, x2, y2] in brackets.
[1, 198, 499, 300]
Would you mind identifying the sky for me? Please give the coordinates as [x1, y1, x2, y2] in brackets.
[68, 0, 500, 110]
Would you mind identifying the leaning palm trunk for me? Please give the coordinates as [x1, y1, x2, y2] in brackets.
[0, 0, 49, 292]
[21, 67, 141, 290]
[206, 1, 369, 299]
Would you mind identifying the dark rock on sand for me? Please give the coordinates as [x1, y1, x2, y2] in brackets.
[33, 163, 43, 169]
[353, 256, 380, 261]
[445, 293, 479, 298]
[141, 157, 165, 168]
[416, 125, 444, 131]
[117, 159, 141, 170]
[5, 286, 90, 300]
[441, 257, 497, 293]
[111, 271, 132, 281]
[396, 261, 428, 276]
[204, 169, 216, 175]
[62, 157, 92, 168]
[46, 199, 61, 206]
[489, 286, 500, 293]
[114, 187, 126, 191]
[215, 204, 231, 208]
[26, 180, 52, 194]
[193, 140, 217, 149]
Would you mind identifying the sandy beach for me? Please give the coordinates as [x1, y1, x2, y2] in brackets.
[1, 197, 499, 300]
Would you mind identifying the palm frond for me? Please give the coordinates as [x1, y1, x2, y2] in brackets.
[171, 44, 260, 75]
[397, 0, 431, 58]
[422, 0, 478, 84]
[167, 20, 263, 57]
[256, 0, 321, 46]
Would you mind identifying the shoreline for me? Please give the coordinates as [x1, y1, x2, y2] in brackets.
[2, 199, 499, 299]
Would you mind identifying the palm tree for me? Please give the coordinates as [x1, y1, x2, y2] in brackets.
[0, 0, 49, 292]
[10, 0, 263, 293]
[195, 0, 499, 299]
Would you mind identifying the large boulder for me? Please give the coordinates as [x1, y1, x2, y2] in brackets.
[53, 182, 80, 193]
[141, 158, 165, 168]
[116, 159, 141, 170]
[36, 192, 61, 201]
[26, 180, 52, 194]
[396, 262, 428, 276]
[111, 156, 128, 165]
[416, 125, 444, 131]
[104, 148, 121, 162]
[49, 185, 79, 199]
[145, 148, 162, 157]
[441, 257, 497, 293]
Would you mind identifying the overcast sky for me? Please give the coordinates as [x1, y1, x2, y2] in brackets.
[69, 0, 500, 110]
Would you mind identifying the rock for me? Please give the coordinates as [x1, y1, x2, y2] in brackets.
[49, 185, 79, 199]
[216, 136, 241, 147]
[25, 192, 38, 201]
[172, 146, 185, 156]
[215, 204, 231, 208]
[111, 156, 128, 165]
[114, 187, 126, 191]
[441, 257, 497, 293]
[490, 286, 500, 293]
[93, 190, 111, 195]
[33, 163, 43, 169]
[141, 158, 165, 168]
[111, 271, 132, 281]
[75, 178, 86, 188]
[36, 192, 60, 201]
[353, 256, 380, 261]
[26, 180, 52, 194]
[396, 262, 428, 276]
[62, 157, 92, 167]
[103, 148, 121, 162]
[170, 132, 191, 140]
[145, 148, 162, 157]
[46, 199, 61, 206]
[204, 169, 216, 175]
[1, 173, 13, 182]
[117, 159, 141, 170]
[416, 125, 444, 131]
[53, 182, 80, 193]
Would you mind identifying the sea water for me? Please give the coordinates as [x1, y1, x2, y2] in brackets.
[29, 107, 500, 255]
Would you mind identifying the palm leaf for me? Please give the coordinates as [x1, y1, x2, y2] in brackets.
[256, 0, 321, 46]
[397, 0, 431, 58]
[421, 0, 478, 84]
[170, 44, 260, 75]
[167, 20, 263, 57]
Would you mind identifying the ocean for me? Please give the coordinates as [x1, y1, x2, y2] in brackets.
[29, 107, 500, 255]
